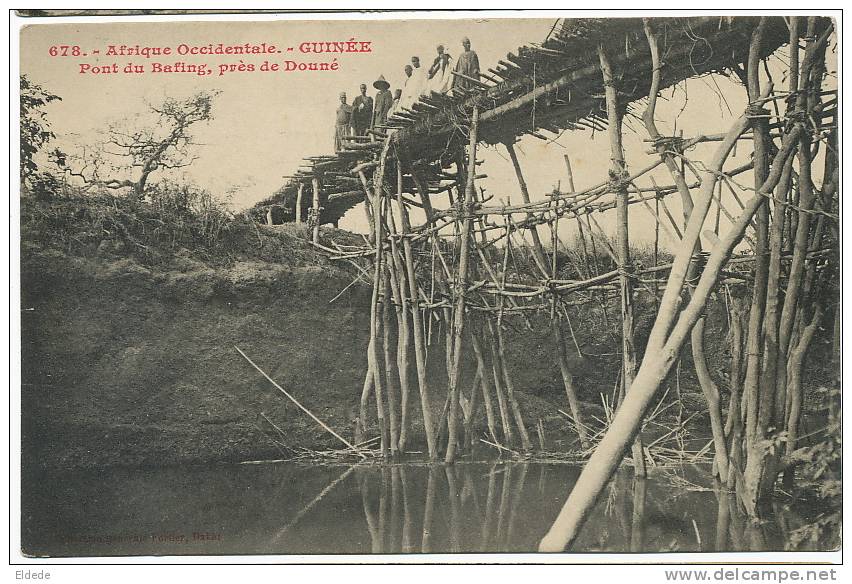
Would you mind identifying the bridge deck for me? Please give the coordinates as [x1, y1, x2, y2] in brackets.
[253, 16, 791, 226]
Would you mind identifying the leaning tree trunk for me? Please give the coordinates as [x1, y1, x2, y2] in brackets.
[644, 19, 728, 480]
[540, 91, 803, 550]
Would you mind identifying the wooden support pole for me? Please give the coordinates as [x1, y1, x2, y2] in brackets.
[463, 359, 482, 452]
[445, 105, 479, 464]
[505, 141, 550, 276]
[470, 325, 500, 444]
[311, 177, 321, 243]
[369, 143, 393, 460]
[487, 320, 514, 446]
[381, 268, 400, 457]
[356, 346, 374, 446]
[553, 318, 589, 448]
[496, 318, 532, 451]
[599, 43, 646, 477]
[396, 153, 439, 461]
[357, 171, 376, 243]
[392, 164, 413, 452]
[374, 266, 389, 460]
[295, 182, 304, 225]
[742, 17, 772, 458]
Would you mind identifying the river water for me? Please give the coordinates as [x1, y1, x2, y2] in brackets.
[22, 460, 805, 557]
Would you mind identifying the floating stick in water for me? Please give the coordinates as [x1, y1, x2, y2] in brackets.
[235, 345, 366, 458]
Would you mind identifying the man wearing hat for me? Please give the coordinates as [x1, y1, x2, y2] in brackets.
[453, 37, 480, 91]
[352, 83, 374, 137]
[334, 92, 353, 151]
[372, 74, 393, 128]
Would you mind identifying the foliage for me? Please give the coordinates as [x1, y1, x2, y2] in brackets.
[787, 387, 842, 551]
[20, 179, 362, 270]
[20, 75, 62, 198]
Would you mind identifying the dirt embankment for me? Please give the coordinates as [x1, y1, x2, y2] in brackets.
[21, 236, 382, 469]
[21, 243, 600, 470]
[25, 196, 817, 471]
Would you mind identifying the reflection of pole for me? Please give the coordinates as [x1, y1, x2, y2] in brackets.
[390, 458, 401, 553]
[446, 466, 461, 553]
[378, 466, 390, 552]
[481, 463, 498, 549]
[359, 471, 381, 554]
[421, 467, 437, 553]
[400, 466, 414, 553]
[495, 463, 513, 545]
[714, 483, 730, 552]
[726, 491, 746, 550]
[629, 477, 646, 552]
[505, 463, 529, 547]
[272, 465, 356, 542]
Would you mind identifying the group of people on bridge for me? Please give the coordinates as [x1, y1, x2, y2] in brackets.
[334, 37, 480, 151]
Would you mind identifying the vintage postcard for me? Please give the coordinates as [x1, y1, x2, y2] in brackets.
[11, 8, 842, 569]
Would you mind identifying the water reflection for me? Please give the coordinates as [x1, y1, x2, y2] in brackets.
[22, 460, 812, 556]
[630, 477, 646, 552]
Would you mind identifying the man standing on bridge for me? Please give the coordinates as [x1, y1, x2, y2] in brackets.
[389, 88, 402, 116]
[352, 83, 374, 137]
[428, 44, 453, 94]
[372, 75, 393, 128]
[334, 91, 353, 151]
[452, 37, 480, 91]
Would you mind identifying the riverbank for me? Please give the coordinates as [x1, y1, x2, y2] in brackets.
[21, 195, 599, 469]
[19, 194, 835, 471]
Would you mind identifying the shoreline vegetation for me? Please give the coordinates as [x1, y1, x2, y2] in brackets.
[19, 190, 839, 551]
[18, 14, 840, 553]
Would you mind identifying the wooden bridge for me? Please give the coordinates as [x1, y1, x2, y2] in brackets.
[250, 15, 836, 553]
[254, 16, 793, 227]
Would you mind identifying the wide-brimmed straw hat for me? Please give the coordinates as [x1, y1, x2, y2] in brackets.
[373, 75, 390, 90]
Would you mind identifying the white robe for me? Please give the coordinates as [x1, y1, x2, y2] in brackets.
[399, 66, 428, 111]
[428, 56, 454, 94]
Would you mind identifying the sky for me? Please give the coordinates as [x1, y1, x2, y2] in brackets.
[19, 14, 836, 249]
[20, 16, 553, 206]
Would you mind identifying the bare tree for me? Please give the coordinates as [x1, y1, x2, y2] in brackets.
[62, 91, 218, 199]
